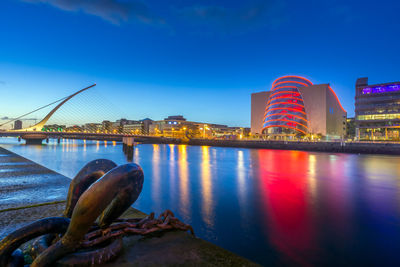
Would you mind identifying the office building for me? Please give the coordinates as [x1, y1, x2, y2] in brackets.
[355, 77, 400, 140]
[14, 120, 22, 130]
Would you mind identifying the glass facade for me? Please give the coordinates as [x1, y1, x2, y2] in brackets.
[262, 76, 312, 135]
[355, 78, 400, 140]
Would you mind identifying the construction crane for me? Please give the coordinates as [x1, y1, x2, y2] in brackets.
[0, 117, 38, 129]
[1, 117, 37, 122]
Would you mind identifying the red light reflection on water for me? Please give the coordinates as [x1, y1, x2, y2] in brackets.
[258, 149, 315, 265]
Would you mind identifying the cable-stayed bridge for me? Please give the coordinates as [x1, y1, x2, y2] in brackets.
[0, 84, 175, 144]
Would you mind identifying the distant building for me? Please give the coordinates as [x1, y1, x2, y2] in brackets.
[164, 115, 186, 122]
[140, 118, 153, 135]
[346, 118, 355, 139]
[355, 77, 400, 140]
[102, 120, 112, 133]
[117, 118, 139, 126]
[122, 121, 144, 134]
[65, 125, 83, 132]
[111, 121, 121, 133]
[95, 116, 245, 139]
[83, 123, 102, 132]
[149, 115, 197, 138]
[149, 115, 246, 139]
[14, 120, 22, 130]
[251, 76, 347, 140]
[251, 91, 271, 135]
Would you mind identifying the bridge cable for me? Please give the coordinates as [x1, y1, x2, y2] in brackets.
[0, 96, 68, 127]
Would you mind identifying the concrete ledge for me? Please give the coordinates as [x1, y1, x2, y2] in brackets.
[108, 231, 259, 267]
[0, 147, 71, 210]
[0, 201, 66, 240]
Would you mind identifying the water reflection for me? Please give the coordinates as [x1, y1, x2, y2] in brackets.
[151, 144, 161, 212]
[134, 146, 139, 163]
[237, 150, 249, 229]
[201, 146, 214, 227]
[2, 138, 400, 265]
[168, 145, 177, 207]
[178, 145, 190, 219]
[307, 154, 317, 199]
[258, 150, 315, 265]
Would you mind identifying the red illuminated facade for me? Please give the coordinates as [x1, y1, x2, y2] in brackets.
[262, 76, 313, 135]
[252, 75, 347, 139]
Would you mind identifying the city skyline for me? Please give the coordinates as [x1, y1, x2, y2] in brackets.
[1, 0, 400, 127]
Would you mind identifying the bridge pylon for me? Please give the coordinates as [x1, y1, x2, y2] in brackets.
[9, 84, 96, 144]
[14, 84, 96, 132]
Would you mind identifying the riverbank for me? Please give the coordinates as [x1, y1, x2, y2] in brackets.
[187, 139, 400, 155]
[5, 136, 400, 155]
[0, 146, 258, 266]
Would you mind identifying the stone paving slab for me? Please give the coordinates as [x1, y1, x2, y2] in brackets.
[0, 201, 66, 240]
[0, 147, 71, 210]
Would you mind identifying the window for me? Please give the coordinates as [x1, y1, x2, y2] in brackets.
[357, 113, 400, 120]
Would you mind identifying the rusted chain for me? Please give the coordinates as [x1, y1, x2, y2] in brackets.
[80, 210, 194, 248]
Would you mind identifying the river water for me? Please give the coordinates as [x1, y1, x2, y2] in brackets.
[1, 138, 400, 265]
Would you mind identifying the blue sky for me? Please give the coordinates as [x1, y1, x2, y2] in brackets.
[1, 0, 400, 127]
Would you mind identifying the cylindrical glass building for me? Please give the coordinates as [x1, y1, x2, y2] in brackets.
[262, 76, 313, 136]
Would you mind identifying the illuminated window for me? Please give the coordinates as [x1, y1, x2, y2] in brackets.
[357, 113, 400, 120]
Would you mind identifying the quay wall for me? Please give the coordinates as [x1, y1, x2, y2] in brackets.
[187, 139, 400, 155]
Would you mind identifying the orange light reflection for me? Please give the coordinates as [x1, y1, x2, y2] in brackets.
[169, 144, 177, 203]
[152, 144, 161, 211]
[178, 145, 190, 217]
[201, 146, 214, 227]
[237, 150, 249, 229]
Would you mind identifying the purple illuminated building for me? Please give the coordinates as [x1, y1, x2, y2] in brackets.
[355, 77, 400, 140]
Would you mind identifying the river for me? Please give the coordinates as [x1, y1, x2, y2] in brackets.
[1, 138, 400, 265]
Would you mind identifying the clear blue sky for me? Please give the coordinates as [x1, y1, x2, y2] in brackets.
[1, 0, 399, 127]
